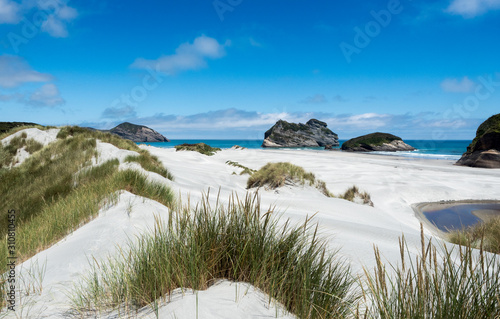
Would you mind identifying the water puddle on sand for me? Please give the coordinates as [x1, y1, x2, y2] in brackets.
[415, 201, 500, 233]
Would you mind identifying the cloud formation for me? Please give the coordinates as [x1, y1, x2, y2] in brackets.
[0, 0, 78, 37]
[446, 0, 500, 17]
[27, 83, 65, 107]
[0, 55, 52, 88]
[89, 108, 480, 140]
[301, 94, 327, 104]
[131, 35, 227, 75]
[0, 0, 20, 23]
[101, 105, 137, 119]
[440, 76, 475, 93]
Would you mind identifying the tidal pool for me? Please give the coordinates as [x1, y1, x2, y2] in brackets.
[415, 201, 500, 233]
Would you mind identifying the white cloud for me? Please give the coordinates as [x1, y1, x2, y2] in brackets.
[440, 76, 475, 93]
[446, 0, 500, 17]
[0, 0, 20, 23]
[131, 35, 227, 75]
[0, 55, 52, 88]
[0, 0, 78, 37]
[27, 83, 65, 106]
[40, 2, 78, 38]
[301, 94, 327, 104]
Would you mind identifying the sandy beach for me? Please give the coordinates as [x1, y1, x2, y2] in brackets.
[9, 142, 500, 318]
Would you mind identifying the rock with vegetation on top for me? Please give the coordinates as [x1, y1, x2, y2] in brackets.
[108, 122, 169, 143]
[456, 113, 500, 168]
[341, 132, 415, 152]
[262, 119, 339, 148]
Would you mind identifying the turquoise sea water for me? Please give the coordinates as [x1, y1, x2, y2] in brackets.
[139, 140, 471, 161]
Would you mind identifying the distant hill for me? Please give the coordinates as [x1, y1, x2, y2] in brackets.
[0, 122, 39, 134]
[107, 122, 169, 143]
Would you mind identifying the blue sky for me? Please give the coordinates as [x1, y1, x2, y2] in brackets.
[1, 0, 499, 139]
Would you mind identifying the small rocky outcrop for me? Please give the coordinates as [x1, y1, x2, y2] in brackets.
[109, 122, 169, 143]
[341, 132, 415, 152]
[262, 119, 339, 148]
[456, 114, 500, 168]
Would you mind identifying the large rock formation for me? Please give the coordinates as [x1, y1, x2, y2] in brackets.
[109, 122, 169, 143]
[262, 119, 339, 148]
[456, 114, 500, 168]
[341, 132, 415, 152]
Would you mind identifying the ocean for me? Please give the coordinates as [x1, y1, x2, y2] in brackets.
[139, 140, 471, 161]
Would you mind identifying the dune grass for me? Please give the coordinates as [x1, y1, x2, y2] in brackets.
[341, 186, 373, 207]
[125, 150, 174, 180]
[0, 132, 44, 168]
[71, 192, 360, 318]
[0, 127, 175, 271]
[225, 160, 256, 175]
[361, 225, 500, 318]
[448, 217, 500, 254]
[174, 143, 221, 156]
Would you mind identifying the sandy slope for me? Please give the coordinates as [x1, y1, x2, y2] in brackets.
[6, 143, 500, 318]
[1, 128, 60, 167]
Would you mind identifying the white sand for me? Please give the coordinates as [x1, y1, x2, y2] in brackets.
[6, 146, 500, 318]
[1, 128, 60, 167]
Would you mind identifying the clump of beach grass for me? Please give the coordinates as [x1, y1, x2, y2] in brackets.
[0, 126, 175, 271]
[247, 162, 333, 196]
[448, 216, 500, 254]
[71, 192, 360, 318]
[125, 150, 174, 180]
[341, 186, 373, 207]
[361, 225, 500, 318]
[225, 160, 256, 175]
[0, 132, 44, 168]
[174, 143, 221, 156]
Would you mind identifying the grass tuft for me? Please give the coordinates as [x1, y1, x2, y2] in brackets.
[71, 193, 359, 318]
[340, 186, 373, 207]
[362, 225, 500, 318]
[448, 216, 500, 254]
[125, 150, 174, 180]
[174, 143, 221, 156]
[225, 160, 256, 175]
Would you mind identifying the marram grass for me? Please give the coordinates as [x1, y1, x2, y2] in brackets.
[448, 216, 500, 254]
[71, 192, 360, 319]
[361, 225, 500, 319]
[0, 126, 175, 270]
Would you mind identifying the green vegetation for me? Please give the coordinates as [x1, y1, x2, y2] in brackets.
[125, 150, 174, 180]
[57, 126, 139, 151]
[110, 122, 145, 134]
[247, 163, 375, 204]
[448, 216, 500, 254]
[342, 132, 402, 149]
[466, 113, 500, 153]
[0, 122, 39, 134]
[226, 160, 256, 175]
[175, 143, 221, 156]
[340, 186, 373, 207]
[71, 193, 359, 318]
[363, 226, 500, 318]
[0, 132, 44, 168]
[0, 126, 175, 271]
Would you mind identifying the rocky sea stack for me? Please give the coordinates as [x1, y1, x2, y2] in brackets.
[262, 119, 339, 148]
[341, 132, 415, 152]
[456, 113, 500, 168]
[109, 122, 169, 143]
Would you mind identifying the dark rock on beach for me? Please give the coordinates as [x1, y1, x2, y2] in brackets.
[262, 119, 339, 148]
[108, 122, 169, 143]
[341, 132, 415, 152]
[456, 113, 500, 168]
